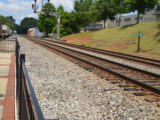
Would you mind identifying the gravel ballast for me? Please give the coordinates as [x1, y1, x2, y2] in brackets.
[18, 36, 160, 120]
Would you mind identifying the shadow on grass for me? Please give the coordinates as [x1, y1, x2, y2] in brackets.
[141, 49, 153, 52]
[119, 24, 137, 30]
[134, 49, 153, 53]
[154, 23, 160, 42]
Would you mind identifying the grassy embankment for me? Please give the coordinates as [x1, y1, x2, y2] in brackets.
[61, 22, 160, 59]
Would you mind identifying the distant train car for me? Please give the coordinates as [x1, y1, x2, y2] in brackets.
[6, 26, 13, 36]
[82, 23, 103, 32]
[0, 24, 12, 38]
[13, 30, 17, 35]
[0, 24, 8, 38]
[0, 25, 2, 38]
[7, 28, 12, 36]
[0, 24, 7, 38]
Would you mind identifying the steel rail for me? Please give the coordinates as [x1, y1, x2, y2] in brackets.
[25, 36, 160, 77]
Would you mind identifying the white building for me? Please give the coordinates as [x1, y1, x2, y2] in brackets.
[28, 27, 43, 37]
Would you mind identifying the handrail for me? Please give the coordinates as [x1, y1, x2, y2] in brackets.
[16, 38, 44, 120]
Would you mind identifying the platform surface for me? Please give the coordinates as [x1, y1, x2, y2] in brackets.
[0, 53, 15, 120]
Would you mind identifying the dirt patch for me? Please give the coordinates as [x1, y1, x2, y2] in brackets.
[61, 36, 99, 47]
[107, 42, 136, 51]
[61, 36, 79, 43]
[61, 36, 90, 43]
[62, 36, 137, 50]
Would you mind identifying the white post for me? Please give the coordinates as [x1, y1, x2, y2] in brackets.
[57, 16, 60, 40]
[41, 0, 43, 8]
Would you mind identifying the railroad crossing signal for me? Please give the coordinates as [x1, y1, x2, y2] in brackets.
[135, 31, 144, 52]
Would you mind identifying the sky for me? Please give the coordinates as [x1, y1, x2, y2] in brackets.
[0, 0, 75, 24]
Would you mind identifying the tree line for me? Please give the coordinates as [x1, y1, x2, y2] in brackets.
[0, 15, 38, 34]
[38, 0, 158, 37]
[75, 0, 158, 29]
[16, 17, 38, 34]
[15, 0, 159, 37]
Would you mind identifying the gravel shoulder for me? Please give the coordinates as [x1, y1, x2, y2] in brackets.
[18, 36, 160, 120]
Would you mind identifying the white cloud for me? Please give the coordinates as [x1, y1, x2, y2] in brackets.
[6, 4, 25, 11]
[0, 2, 5, 8]
[8, 0, 17, 2]
[51, 0, 74, 11]
[26, 13, 38, 18]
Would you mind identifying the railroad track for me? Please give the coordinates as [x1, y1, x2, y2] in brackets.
[23, 36, 160, 101]
[33, 36, 160, 68]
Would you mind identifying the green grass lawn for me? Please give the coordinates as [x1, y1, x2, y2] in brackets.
[62, 22, 160, 59]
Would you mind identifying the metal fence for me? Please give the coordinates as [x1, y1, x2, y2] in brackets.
[16, 39, 45, 120]
[0, 38, 16, 52]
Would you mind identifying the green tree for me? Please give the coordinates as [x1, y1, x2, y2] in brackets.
[125, 0, 158, 24]
[91, 0, 116, 29]
[15, 24, 21, 34]
[38, 3, 56, 37]
[6, 16, 16, 25]
[74, 0, 94, 29]
[0, 15, 15, 29]
[68, 12, 81, 33]
[113, 0, 129, 26]
[20, 17, 37, 34]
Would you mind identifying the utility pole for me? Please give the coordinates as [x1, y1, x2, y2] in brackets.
[57, 15, 60, 40]
[41, 0, 43, 7]
[137, 31, 141, 52]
